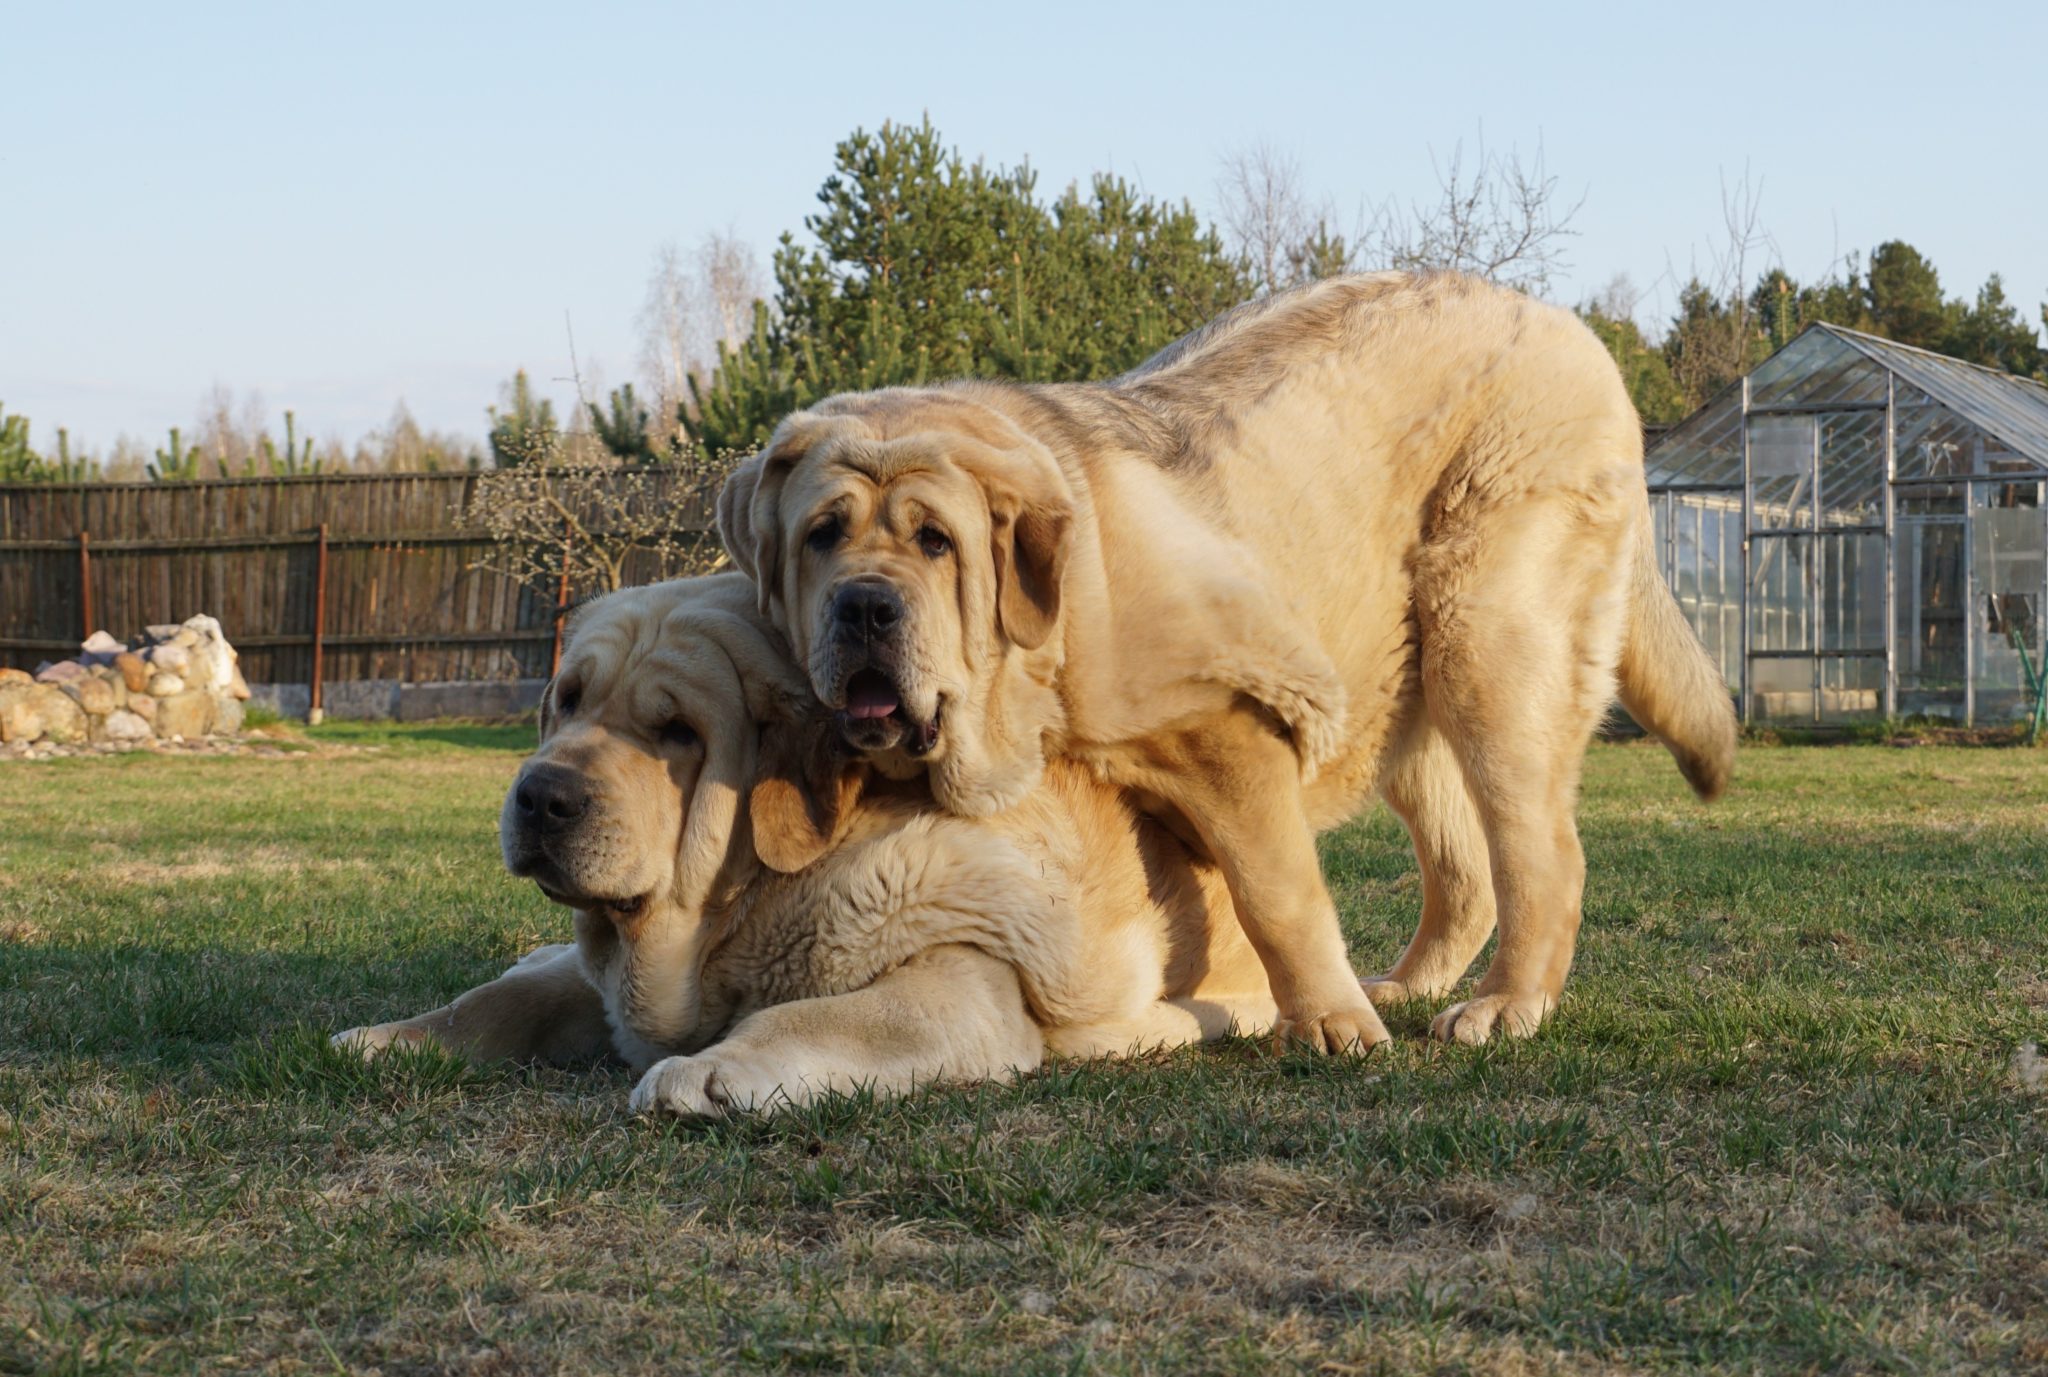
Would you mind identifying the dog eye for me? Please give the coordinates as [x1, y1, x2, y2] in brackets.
[556, 686, 581, 716]
[806, 517, 842, 553]
[917, 525, 952, 559]
[660, 719, 698, 748]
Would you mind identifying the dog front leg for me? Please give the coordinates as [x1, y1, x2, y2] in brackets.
[630, 943, 1043, 1117]
[333, 943, 613, 1065]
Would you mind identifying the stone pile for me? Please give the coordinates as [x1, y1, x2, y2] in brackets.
[0, 615, 252, 750]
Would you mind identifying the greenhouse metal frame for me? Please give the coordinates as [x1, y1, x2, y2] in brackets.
[1645, 323, 2048, 729]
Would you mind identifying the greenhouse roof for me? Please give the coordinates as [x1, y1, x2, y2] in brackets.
[1820, 325, 2048, 468]
[1646, 324, 2048, 489]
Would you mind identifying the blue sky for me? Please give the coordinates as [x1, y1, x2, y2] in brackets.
[6, 1, 2043, 454]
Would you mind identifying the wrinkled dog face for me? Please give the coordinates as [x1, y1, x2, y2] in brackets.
[720, 394, 1073, 813]
[498, 578, 806, 1047]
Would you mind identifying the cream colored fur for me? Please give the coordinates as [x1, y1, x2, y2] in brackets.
[719, 272, 1737, 1046]
[334, 576, 1277, 1116]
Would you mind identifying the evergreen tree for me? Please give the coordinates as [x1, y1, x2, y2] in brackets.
[686, 118, 1250, 455]
[1865, 241, 1950, 349]
[589, 383, 654, 461]
[1941, 274, 2043, 376]
[0, 403, 40, 481]
[1579, 308, 1685, 424]
[148, 428, 206, 482]
[1284, 219, 1355, 288]
[46, 429, 95, 481]
[1662, 278, 1762, 411]
[488, 370, 559, 468]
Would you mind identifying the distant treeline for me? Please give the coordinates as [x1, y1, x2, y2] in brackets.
[7, 118, 2042, 483]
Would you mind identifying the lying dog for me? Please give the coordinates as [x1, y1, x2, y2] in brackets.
[335, 574, 1278, 1115]
[717, 271, 1736, 1048]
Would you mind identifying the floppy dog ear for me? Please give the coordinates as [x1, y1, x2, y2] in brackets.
[537, 678, 559, 741]
[718, 444, 804, 618]
[749, 716, 862, 874]
[982, 462, 1073, 653]
[715, 456, 769, 583]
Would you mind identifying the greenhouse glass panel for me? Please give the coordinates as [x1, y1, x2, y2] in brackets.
[1818, 533, 1884, 651]
[1832, 328, 2048, 465]
[1821, 657, 1884, 720]
[1748, 330, 1887, 407]
[1894, 402, 1981, 480]
[1751, 657, 1816, 721]
[1895, 488, 1966, 713]
[1817, 412, 1884, 526]
[1974, 489, 2047, 718]
[1748, 414, 1814, 530]
[1645, 389, 1741, 487]
[1748, 535, 1812, 652]
[1669, 492, 1741, 690]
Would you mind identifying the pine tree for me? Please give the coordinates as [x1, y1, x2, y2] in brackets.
[149, 428, 206, 482]
[588, 384, 654, 461]
[0, 403, 39, 481]
[47, 429, 94, 481]
[1866, 241, 1951, 349]
[1579, 308, 1685, 424]
[488, 371, 559, 468]
[685, 119, 1250, 456]
[1942, 274, 2043, 376]
[234, 410, 323, 476]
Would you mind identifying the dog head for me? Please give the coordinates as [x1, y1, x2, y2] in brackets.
[501, 573, 864, 1052]
[717, 387, 1075, 816]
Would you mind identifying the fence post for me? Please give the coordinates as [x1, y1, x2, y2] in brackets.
[78, 531, 94, 640]
[550, 520, 574, 676]
[308, 522, 329, 724]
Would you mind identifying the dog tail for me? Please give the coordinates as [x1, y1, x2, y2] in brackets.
[1616, 520, 1737, 801]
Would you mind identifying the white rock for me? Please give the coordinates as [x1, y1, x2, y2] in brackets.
[147, 673, 187, 696]
[101, 710, 152, 742]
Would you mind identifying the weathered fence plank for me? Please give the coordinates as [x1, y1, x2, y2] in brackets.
[0, 470, 714, 686]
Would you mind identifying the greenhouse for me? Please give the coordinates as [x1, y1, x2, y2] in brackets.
[1646, 323, 2048, 730]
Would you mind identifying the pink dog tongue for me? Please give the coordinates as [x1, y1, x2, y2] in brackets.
[846, 672, 900, 720]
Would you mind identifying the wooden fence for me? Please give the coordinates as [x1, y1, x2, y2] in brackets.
[0, 470, 715, 688]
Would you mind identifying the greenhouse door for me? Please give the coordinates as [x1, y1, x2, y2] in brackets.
[1969, 480, 2047, 725]
[1743, 411, 1886, 723]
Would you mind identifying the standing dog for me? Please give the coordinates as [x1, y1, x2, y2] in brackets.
[336, 576, 1279, 1114]
[717, 272, 1736, 1049]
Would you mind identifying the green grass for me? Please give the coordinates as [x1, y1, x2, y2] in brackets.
[2, 729, 2045, 1374]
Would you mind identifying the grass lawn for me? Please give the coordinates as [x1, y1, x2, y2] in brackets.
[3, 726, 2045, 1375]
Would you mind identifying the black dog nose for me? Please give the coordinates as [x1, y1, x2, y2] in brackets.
[832, 582, 904, 639]
[513, 764, 589, 831]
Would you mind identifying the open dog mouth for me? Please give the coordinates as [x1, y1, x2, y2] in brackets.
[836, 667, 942, 756]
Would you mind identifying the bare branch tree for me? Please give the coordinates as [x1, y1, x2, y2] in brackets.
[1587, 272, 1643, 323]
[1216, 142, 1321, 296]
[1662, 166, 1775, 406]
[461, 460, 730, 599]
[637, 239, 695, 424]
[697, 229, 764, 357]
[1361, 134, 1584, 295]
[637, 230, 766, 448]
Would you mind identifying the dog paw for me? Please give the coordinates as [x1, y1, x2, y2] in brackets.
[1360, 975, 1439, 1008]
[1271, 1002, 1391, 1055]
[1430, 992, 1555, 1044]
[330, 1024, 427, 1058]
[631, 1051, 788, 1118]
[504, 942, 575, 976]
